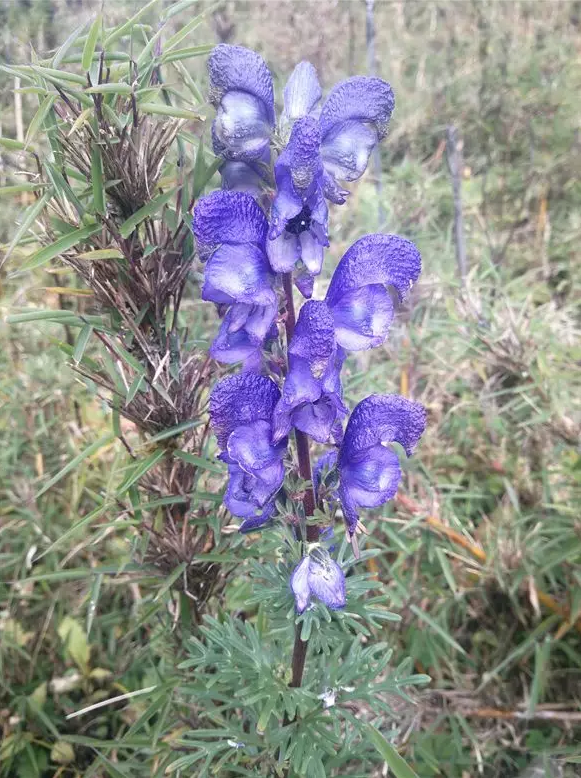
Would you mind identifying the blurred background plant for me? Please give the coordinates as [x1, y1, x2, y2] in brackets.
[1, 1, 580, 777]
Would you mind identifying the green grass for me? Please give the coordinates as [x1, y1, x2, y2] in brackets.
[1, 1, 581, 776]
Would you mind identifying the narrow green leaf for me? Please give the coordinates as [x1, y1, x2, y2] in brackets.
[0, 136, 27, 151]
[193, 155, 221, 199]
[3, 187, 53, 265]
[147, 419, 201, 443]
[85, 83, 132, 95]
[162, 0, 202, 19]
[91, 143, 105, 215]
[159, 45, 213, 65]
[137, 102, 203, 120]
[86, 573, 103, 636]
[154, 562, 187, 601]
[73, 323, 93, 363]
[116, 449, 166, 495]
[53, 20, 89, 67]
[16, 223, 101, 273]
[77, 248, 123, 260]
[0, 183, 49, 196]
[25, 95, 56, 149]
[163, 6, 218, 52]
[82, 15, 102, 72]
[20, 64, 87, 85]
[126, 373, 146, 404]
[364, 723, 419, 778]
[409, 604, 467, 655]
[36, 432, 115, 498]
[118, 187, 176, 238]
[173, 449, 225, 475]
[45, 161, 85, 217]
[35, 502, 110, 560]
[104, 0, 159, 48]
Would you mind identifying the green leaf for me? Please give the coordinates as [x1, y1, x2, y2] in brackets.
[82, 15, 102, 71]
[0, 136, 27, 151]
[77, 248, 123, 260]
[193, 155, 221, 200]
[58, 616, 91, 674]
[91, 143, 105, 215]
[118, 187, 176, 238]
[147, 419, 201, 443]
[173, 449, 225, 475]
[409, 604, 467, 655]
[36, 432, 115, 498]
[73, 323, 93, 363]
[0, 183, 49, 197]
[16, 223, 101, 273]
[104, 0, 159, 48]
[364, 723, 419, 778]
[85, 83, 132, 95]
[137, 102, 204, 120]
[53, 20, 90, 68]
[163, 6, 218, 52]
[159, 45, 213, 65]
[25, 95, 56, 149]
[116, 449, 167, 495]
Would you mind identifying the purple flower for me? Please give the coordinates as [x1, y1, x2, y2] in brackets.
[273, 300, 347, 445]
[193, 190, 277, 367]
[336, 394, 426, 536]
[208, 45, 274, 163]
[290, 548, 346, 613]
[267, 116, 329, 286]
[319, 77, 395, 204]
[210, 373, 286, 531]
[282, 61, 322, 126]
[325, 234, 422, 351]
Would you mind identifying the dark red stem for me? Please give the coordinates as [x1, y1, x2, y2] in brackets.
[282, 273, 319, 700]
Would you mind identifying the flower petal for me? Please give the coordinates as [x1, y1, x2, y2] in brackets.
[307, 550, 346, 610]
[267, 232, 300, 273]
[339, 444, 401, 508]
[239, 503, 276, 533]
[214, 90, 272, 161]
[283, 61, 322, 123]
[291, 396, 340, 444]
[290, 556, 311, 613]
[320, 119, 377, 182]
[341, 394, 427, 460]
[227, 420, 283, 472]
[294, 268, 315, 298]
[208, 44, 275, 125]
[203, 244, 275, 306]
[209, 325, 260, 366]
[319, 76, 394, 142]
[219, 160, 265, 196]
[210, 373, 280, 449]
[313, 450, 338, 498]
[193, 190, 268, 258]
[325, 233, 422, 307]
[300, 230, 325, 275]
[331, 283, 394, 351]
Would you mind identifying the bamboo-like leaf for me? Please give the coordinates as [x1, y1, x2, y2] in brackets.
[116, 449, 167, 496]
[173, 450, 225, 475]
[193, 156, 221, 199]
[364, 724, 419, 778]
[147, 419, 202, 443]
[53, 20, 89, 68]
[159, 45, 213, 65]
[91, 143, 105, 215]
[36, 432, 115, 498]
[17, 64, 86, 85]
[77, 249, 123, 262]
[82, 15, 102, 72]
[162, 0, 203, 19]
[73, 323, 93, 363]
[0, 183, 49, 196]
[118, 187, 176, 238]
[45, 162, 85, 217]
[25, 95, 56, 149]
[137, 102, 204, 121]
[103, 0, 159, 48]
[2, 188, 53, 266]
[16, 223, 101, 273]
[170, 60, 204, 103]
[85, 83, 132, 95]
[163, 6, 218, 52]
[0, 136, 28, 151]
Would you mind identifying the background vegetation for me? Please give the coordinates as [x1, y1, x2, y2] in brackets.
[1, 1, 580, 776]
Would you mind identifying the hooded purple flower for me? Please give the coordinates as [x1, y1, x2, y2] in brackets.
[279, 62, 394, 205]
[325, 234, 422, 352]
[290, 548, 346, 613]
[273, 300, 347, 445]
[336, 394, 426, 536]
[210, 373, 286, 531]
[208, 44, 274, 163]
[193, 190, 277, 367]
[267, 116, 329, 288]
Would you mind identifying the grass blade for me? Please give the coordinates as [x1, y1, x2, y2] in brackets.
[364, 723, 419, 778]
[36, 433, 115, 498]
[15, 223, 101, 273]
[82, 14, 102, 72]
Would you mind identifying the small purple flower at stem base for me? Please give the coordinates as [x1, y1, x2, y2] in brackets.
[336, 394, 427, 536]
[273, 300, 347, 445]
[290, 548, 346, 613]
[325, 234, 422, 351]
[210, 373, 287, 530]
